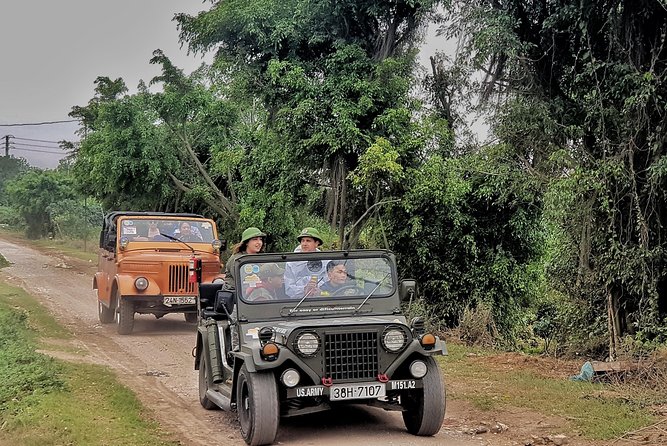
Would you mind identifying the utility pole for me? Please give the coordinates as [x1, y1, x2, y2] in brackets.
[4, 135, 10, 157]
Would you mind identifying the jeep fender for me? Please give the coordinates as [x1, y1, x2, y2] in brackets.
[195, 328, 206, 369]
[114, 274, 162, 296]
[384, 339, 447, 377]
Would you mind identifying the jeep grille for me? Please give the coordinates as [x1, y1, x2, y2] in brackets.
[168, 264, 196, 294]
[324, 331, 378, 381]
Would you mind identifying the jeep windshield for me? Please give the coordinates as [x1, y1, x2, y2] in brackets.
[118, 217, 215, 243]
[236, 251, 396, 304]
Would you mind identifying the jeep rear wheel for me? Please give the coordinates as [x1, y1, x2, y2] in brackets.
[198, 354, 217, 410]
[236, 364, 279, 446]
[402, 357, 446, 436]
[115, 290, 134, 335]
[97, 291, 114, 324]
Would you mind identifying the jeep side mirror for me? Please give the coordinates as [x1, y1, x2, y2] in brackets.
[214, 290, 235, 317]
[399, 280, 416, 302]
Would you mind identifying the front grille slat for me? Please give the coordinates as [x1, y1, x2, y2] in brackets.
[325, 331, 378, 381]
[168, 264, 196, 294]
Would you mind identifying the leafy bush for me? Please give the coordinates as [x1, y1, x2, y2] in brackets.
[0, 205, 25, 229]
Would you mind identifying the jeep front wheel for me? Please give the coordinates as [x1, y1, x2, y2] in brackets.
[115, 290, 135, 335]
[236, 364, 279, 446]
[97, 291, 114, 324]
[402, 356, 446, 436]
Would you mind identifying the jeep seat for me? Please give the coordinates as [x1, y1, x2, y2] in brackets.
[199, 283, 224, 313]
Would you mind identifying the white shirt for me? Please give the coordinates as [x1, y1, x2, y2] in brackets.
[283, 246, 329, 298]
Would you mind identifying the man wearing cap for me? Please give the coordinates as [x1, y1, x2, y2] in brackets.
[247, 263, 287, 301]
[284, 227, 329, 298]
[223, 227, 266, 290]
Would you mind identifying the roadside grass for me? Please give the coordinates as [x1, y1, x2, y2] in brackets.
[0, 280, 179, 446]
[0, 279, 70, 341]
[0, 228, 98, 263]
[439, 342, 660, 440]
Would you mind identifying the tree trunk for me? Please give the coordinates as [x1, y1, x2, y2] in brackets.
[606, 286, 621, 361]
[338, 158, 347, 248]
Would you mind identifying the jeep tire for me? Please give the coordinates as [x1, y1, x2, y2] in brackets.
[198, 354, 218, 410]
[115, 290, 135, 335]
[236, 364, 279, 446]
[401, 356, 446, 436]
[98, 291, 114, 324]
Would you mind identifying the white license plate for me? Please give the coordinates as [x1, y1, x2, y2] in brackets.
[330, 383, 386, 401]
[163, 296, 196, 305]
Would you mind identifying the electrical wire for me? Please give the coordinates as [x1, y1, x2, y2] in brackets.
[10, 142, 68, 149]
[9, 146, 72, 155]
[0, 119, 78, 127]
[12, 136, 73, 144]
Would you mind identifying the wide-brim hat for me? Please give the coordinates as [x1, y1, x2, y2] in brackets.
[259, 262, 285, 278]
[297, 227, 323, 244]
[241, 227, 266, 243]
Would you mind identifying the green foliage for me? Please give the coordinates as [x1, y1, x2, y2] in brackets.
[386, 149, 544, 340]
[0, 156, 30, 206]
[0, 281, 178, 446]
[443, 0, 667, 353]
[0, 297, 66, 418]
[48, 198, 103, 240]
[4, 169, 78, 238]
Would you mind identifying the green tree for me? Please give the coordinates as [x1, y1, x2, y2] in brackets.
[5, 170, 77, 238]
[176, 0, 440, 246]
[0, 156, 29, 206]
[445, 0, 667, 355]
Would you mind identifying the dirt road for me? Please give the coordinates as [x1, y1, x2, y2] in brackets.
[0, 238, 486, 446]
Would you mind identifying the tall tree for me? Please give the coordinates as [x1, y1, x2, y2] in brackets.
[446, 0, 667, 355]
[176, 0, 440, 246]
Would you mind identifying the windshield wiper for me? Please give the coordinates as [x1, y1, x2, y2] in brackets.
[288, 278, 324, 316]
[353, 273, 389, 314]
[160, 233, 195, 253]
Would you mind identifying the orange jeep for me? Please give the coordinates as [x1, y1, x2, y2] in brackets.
[94, 211, 225, 334]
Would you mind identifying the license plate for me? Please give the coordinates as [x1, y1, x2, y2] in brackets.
[330, 383, 386, 401]
[163, 296, 196, 305]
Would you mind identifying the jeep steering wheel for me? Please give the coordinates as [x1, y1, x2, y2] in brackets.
[331, 285, 362, 296]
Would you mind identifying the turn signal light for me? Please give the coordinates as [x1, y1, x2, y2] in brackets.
[420, 333, 436, 350]
[261, 342, 280, 361]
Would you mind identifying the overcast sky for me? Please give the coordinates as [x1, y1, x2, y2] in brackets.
[0, 1, 451, 169]
[0, 0, 210, 168]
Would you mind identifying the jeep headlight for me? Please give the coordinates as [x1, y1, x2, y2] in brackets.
[294, 332, 320, 357]
[382, 327, 407, 352]
[134, 277, 149, 291]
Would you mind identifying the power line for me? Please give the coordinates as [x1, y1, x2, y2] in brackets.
[0, 119, 78, 127]
[9, 146, 73, 155]
[11, 141, 66, 149]
[13, 136, 75, 144]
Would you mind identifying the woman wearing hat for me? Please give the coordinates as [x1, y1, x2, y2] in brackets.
[284, 227, 329, 298]
[223, 227, 266, 289]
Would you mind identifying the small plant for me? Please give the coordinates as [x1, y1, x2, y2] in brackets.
[458, 302, 498, 347]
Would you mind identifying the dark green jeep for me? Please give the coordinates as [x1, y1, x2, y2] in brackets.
[194, 249, 447, 445]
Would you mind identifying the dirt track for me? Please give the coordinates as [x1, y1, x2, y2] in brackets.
[0, 237, 486, 446]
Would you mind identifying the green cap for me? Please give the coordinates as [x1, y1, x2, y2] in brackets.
[241, 227, 266, 243]
[259, 263, 285, 278]
[297, 227, 323, 244]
